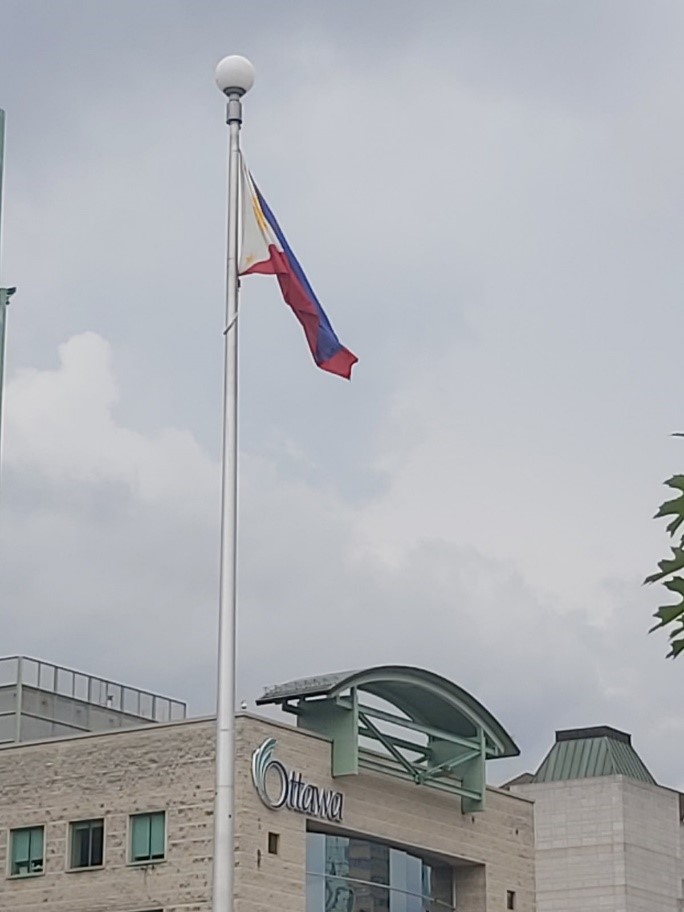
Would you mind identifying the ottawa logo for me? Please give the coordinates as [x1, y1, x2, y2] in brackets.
[251, 738, 343, 822]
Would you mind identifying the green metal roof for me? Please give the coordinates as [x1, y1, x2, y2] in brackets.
[533, 726, 656, 785]
[258, 665, 519, 759]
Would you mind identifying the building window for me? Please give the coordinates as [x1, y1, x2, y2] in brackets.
[306, 832, 454, 912]
[70, 819, 104, 869]
[130, 812, 165, 863]
[507, 890, 516, 909]
[268, 832, 280, 855]
[9, 826, 44, 876]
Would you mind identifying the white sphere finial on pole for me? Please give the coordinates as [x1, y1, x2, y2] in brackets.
[215, 55, 255, 96]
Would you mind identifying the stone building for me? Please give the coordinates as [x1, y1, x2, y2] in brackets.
[510, 725, 684, 912]
[0, 658, 535, 912]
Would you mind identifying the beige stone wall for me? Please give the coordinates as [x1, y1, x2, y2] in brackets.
[0, 717, 216, 912]
[0, 713, 534, 912]
[513, 775, 683, 912]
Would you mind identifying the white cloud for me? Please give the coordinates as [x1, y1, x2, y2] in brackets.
[3, 0, 684, 797]
[0, 331, 680, 791]
[5, 333, 216, 516]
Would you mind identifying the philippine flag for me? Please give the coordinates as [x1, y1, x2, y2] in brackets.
[239, 158, 358, 379]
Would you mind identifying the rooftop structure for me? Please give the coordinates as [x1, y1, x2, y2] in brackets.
[0, 655, 186, 745]
[532, 725, 655, 785]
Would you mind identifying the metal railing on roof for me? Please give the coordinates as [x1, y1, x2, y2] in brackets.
[0, 656, 186, 723]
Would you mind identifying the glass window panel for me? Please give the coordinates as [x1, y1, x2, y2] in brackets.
[347, 838, 389, 887]
[11, 826, 43, 875]
[389, 850, 408, 912]
[73, 673, 88, 701]
[72, 824, 89, 868]
[71, 820, 103, 868]
[139, 692, 153, 718]
[0, 656, 18, 686]
[404, 853, 423, 898]
[23, 659, 39, 687]
[91, 822, 104, 866]
[325, 835, 350, 878]
[431, 866, 453, 905]
[131, 814, 150, 861]
[326, 876, 356, 912]
[357, 882, 390, 911]
[324, 875, 389, 912]
[307, 832, 327, 876]
[0, 712, 16, 743]
[0, 687, 18, 711]
[149, 812, 165, 858]
[11, 829, 30, 865]
[369, 842, 390, 887]
[306, 835, 454, 912]
[29, 827, 43, 868]
[306, 872, 326, 912]
[389, 887, 408, 912]
[421, 862, 432, 898]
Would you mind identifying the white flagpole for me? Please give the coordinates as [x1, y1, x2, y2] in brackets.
[0, 289, 12, 472]
[212, 56, 255, 912]
[0, 110, 5, 479]
[0, 109, 17, 494]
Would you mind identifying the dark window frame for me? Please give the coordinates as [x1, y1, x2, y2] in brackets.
[268, 832, 280, 855]
[69, 818, 104, 870]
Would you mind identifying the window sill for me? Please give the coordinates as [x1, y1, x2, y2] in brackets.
[66, 865, 105, 873]
[8, 870, 44, 879]
[127, 858, 167, 868]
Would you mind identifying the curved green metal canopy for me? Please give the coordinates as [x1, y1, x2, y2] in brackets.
[257, 665, 518, 813]
[258, 665, 518, 758]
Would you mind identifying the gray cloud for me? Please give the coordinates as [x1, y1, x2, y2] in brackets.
[1, 1, 683, 790]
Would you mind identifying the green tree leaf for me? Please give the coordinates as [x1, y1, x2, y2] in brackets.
[644, 545, 684, 584]
[669, 636, 684, 658]
[645, 465, 684, 657]
[651, 602, 684, 630]
[654, 476, 684, 535]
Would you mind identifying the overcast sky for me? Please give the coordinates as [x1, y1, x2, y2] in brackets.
[1, 0, 684, 786]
